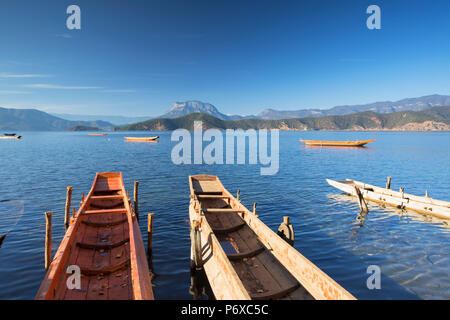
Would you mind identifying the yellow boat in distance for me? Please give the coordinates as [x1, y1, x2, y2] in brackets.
[88, 133, 108, 136]
[125, 136, 160, 142]
[300, 139, 375, 147]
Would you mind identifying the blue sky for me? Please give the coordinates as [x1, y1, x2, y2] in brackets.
[1, 0, 450, 117]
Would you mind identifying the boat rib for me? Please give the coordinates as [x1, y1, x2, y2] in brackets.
[35, 172, 154, 300]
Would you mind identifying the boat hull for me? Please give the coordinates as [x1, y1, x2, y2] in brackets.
[189, 174, 355, 300]
[35, 172, 153, 300]
[326, 179, 450, 220]
[300, 139, 375, 147]
[125, 136, 159, 142]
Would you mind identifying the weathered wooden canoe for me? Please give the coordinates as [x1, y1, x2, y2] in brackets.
[125, 136, 159, 142]
[0, 135, 21, 140]
[189, 174, 355, 300]
[327, 178, 450, 220]
[300, 139, 375, 147]
[88, 133, 108, 136]
[35, 172, 153, 300]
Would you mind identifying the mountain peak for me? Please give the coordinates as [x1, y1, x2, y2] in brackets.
[162, 100, 230, 119]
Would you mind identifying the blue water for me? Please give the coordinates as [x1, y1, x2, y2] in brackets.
[0, 131, 449, 299]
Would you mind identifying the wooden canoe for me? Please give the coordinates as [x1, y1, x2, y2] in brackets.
[125, 136, 159, 142]
[35, 172, 154, 300]
[0, 136, 21, 140]
[189, 174, 355, 300]
[4, 133, 16, 136]
[300, 139, 375, 147]
[88, 133, 108, 136]
[326, 179, 450, 220]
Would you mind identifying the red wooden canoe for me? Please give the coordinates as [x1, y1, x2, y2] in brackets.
[35, 172, 153, 300]
[300, 139, 375, 147]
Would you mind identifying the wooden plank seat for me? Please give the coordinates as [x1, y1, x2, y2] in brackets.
[76, 238, 130, 250]
[212, 221, 246, 234]
[81, 259, 131, 276]
[83, 208, 128, 215]
[227, 246, 265, 261]
[196, 195, 230, 199]
[194, 191, 223, 195]
[90, 195, 124, 200]
[81, 218, 128, 227]
[202, 208, 244, 214]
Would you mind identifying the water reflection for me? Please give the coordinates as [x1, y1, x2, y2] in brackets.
[189, 267, 214, 300]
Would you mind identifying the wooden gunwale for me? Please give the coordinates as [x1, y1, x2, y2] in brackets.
[326, 179, 450, 219]
[189, 174, 355, 300]
[35, 172, 153, 300]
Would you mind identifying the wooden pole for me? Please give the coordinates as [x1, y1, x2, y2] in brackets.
[45, 211, 52, 270]
[386, 176, 391, 189]
[134, 181, 139, 221]
[64, 186, 72, 230]
[147, 213, 154, 259]
[425, 190, 429, 198]
[354, 187, 369, 214]
[80, 193, 85, 206]
[253, 202, 258, 217]
[237, 189, 240, 202]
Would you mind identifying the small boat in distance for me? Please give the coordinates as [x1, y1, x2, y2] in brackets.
[327, 178, 450, 220]
[36, 172, 154, 300]
[189, 174, 355, 300]
[4, 133, 16, 136]
[88, 133, 108, 136]
[0, 136, 21, 140]
[125, 136, 159, 142]
[300, 139, 375, 147]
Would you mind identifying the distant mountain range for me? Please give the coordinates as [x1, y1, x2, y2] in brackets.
[157, 95, 450, 121]
[0, 107, 114, 131]
[3, 94, 450, 131]
[256, 94, 450, 119]
[117, 106, 450, 131]
[52, 113, 152, 126]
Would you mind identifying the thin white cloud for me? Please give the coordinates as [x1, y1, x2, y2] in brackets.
[0, 73, 51, 78]
[101, 89, 136, 93]
[23, 84, 103, 90]
[0, 90, 31, 94]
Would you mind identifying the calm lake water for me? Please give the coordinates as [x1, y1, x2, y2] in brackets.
[0, 131, 449, 300]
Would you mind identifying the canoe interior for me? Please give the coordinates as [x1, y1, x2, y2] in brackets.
[189, 175, 354, 300]
[36, 172, 153, 300]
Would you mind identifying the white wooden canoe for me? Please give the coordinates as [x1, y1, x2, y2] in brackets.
[326, 179, 450, 220]
[125, 136, 159, 142]
[189, 174, 356, 300]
